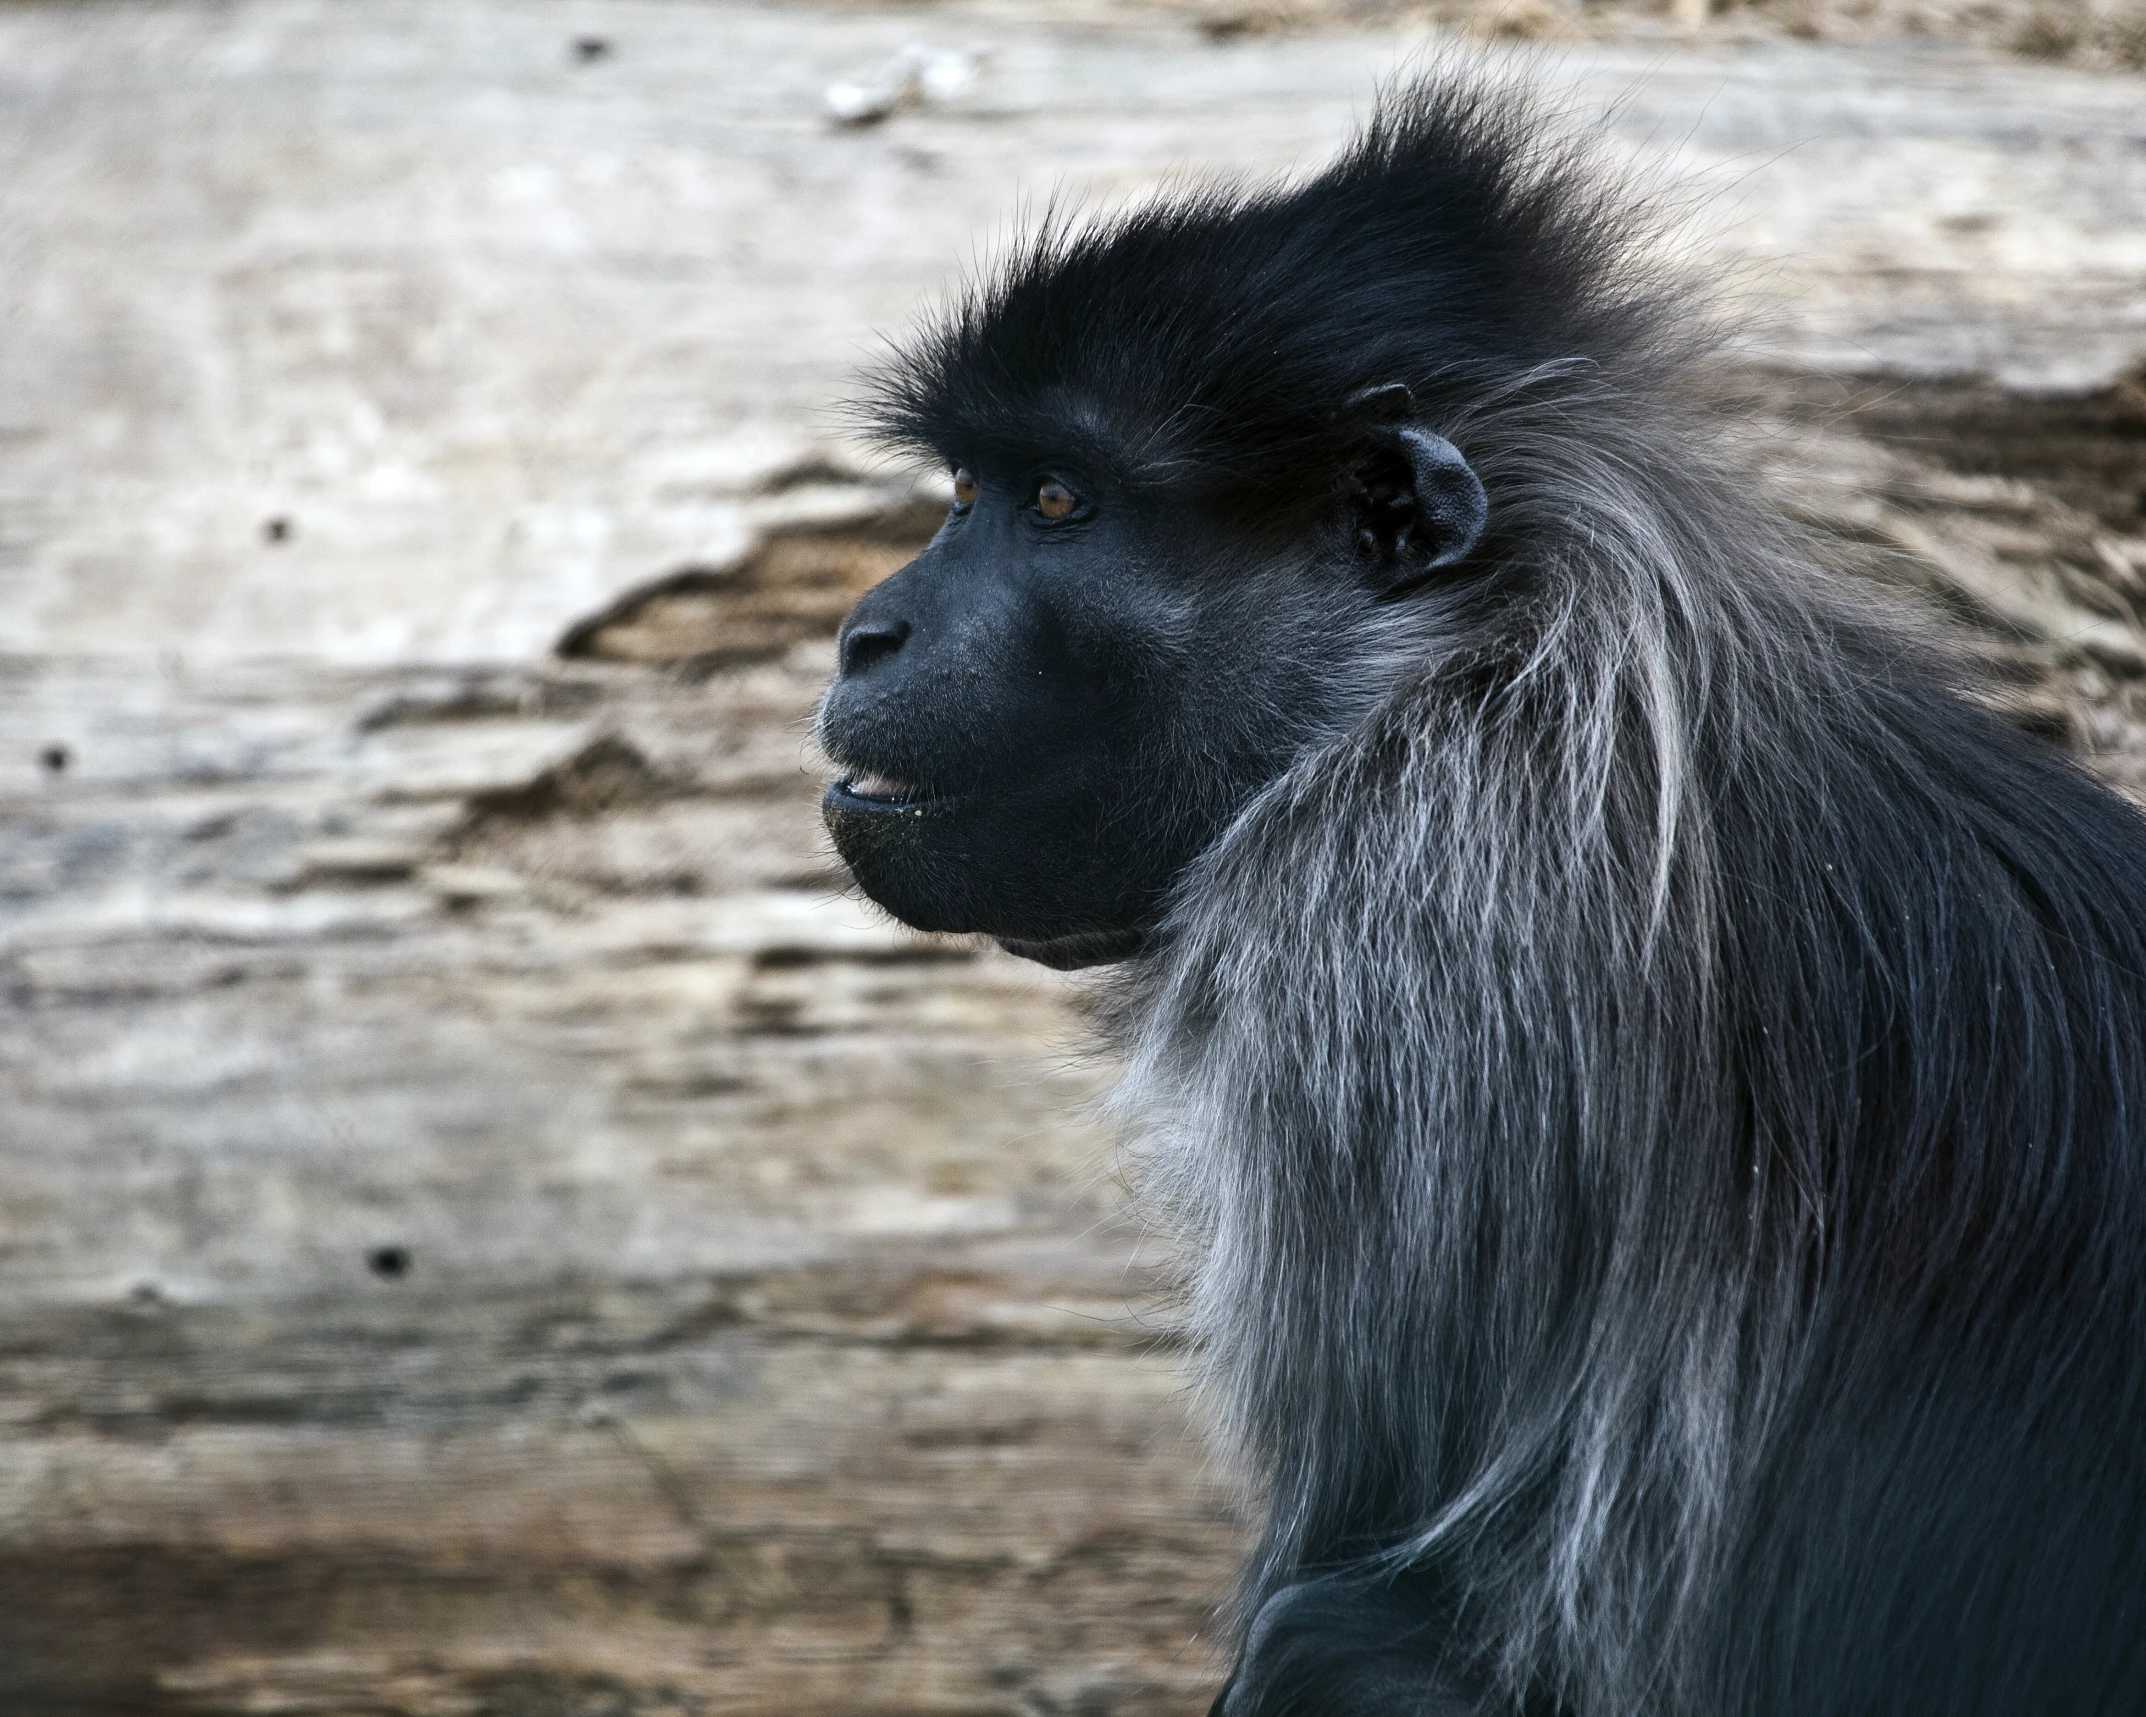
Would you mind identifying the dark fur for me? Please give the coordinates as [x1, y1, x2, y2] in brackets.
[835, 72, 2146, 1716]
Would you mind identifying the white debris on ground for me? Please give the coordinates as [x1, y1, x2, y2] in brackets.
[826, 43, 983, 125]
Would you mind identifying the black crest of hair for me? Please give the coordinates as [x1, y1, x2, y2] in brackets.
[822, 69, 2146, 1717]
[861, 76, 1676, 517]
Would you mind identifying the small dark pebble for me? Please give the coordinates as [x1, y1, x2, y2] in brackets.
[39, 743, 69, 773]
[262, 516, 292, 543]
[367, 1245, 412, 1279]
[573, 36, 611, 62]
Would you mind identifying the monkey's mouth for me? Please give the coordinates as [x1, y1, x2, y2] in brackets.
[845, 771, 915, 802]
[827, 771, 938, 811]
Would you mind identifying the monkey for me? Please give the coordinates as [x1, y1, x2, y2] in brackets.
[813, 72, 2146, 1717]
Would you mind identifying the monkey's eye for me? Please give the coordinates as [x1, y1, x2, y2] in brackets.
[951, 467, 979, 509]
[1034, 477, 1079, 521]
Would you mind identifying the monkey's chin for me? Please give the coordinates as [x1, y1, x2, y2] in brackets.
[994, 927, 1150, 970]
[819, 783, 1157, 966]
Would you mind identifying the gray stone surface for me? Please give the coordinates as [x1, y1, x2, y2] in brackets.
[0, 2, 2142, 1712]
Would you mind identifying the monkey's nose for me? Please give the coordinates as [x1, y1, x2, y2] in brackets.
[839, 617, 910, 677]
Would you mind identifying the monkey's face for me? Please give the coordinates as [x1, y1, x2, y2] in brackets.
[816, 426, 1486, 968]
[816, 458, 1249, 968]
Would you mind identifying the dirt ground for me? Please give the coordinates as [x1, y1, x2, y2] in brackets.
[0, 3, 2142, 1713]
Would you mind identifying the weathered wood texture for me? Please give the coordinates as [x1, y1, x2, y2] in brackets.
[1, 3, 2142, 1712]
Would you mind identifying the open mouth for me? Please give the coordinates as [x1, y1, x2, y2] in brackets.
[845, 772, 914, 802]
[828, 770, 935, 810]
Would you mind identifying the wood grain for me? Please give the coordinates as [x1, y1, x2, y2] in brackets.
[1, 4, 2141, 1711]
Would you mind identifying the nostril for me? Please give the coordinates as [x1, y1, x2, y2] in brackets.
[840, 618, 910, 677]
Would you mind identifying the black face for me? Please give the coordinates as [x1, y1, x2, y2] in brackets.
[816, 424, 1485, 967]
[817, 457, 1225, 967]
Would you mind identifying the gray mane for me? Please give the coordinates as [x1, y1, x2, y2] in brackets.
[1104, 360, 2146, 1712]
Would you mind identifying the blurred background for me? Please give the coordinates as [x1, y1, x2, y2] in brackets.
[0, 2, 2141, 1712]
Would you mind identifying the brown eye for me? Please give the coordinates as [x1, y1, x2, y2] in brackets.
[1035, 477, 1078, 520]
[951, 468, 979, 508]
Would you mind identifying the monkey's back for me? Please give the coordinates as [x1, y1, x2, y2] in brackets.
[1706, 665, 2146, 1715]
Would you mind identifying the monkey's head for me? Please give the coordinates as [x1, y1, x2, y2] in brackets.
[817, 80, 1658, 967]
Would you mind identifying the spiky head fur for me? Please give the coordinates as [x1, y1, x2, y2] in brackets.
[862, 75, 1693, 513]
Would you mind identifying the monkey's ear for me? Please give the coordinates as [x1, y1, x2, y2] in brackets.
[1346, 426, 1488, 593]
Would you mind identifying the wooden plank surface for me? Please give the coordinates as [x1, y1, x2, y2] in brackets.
[1, 3, 2142, 1711]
